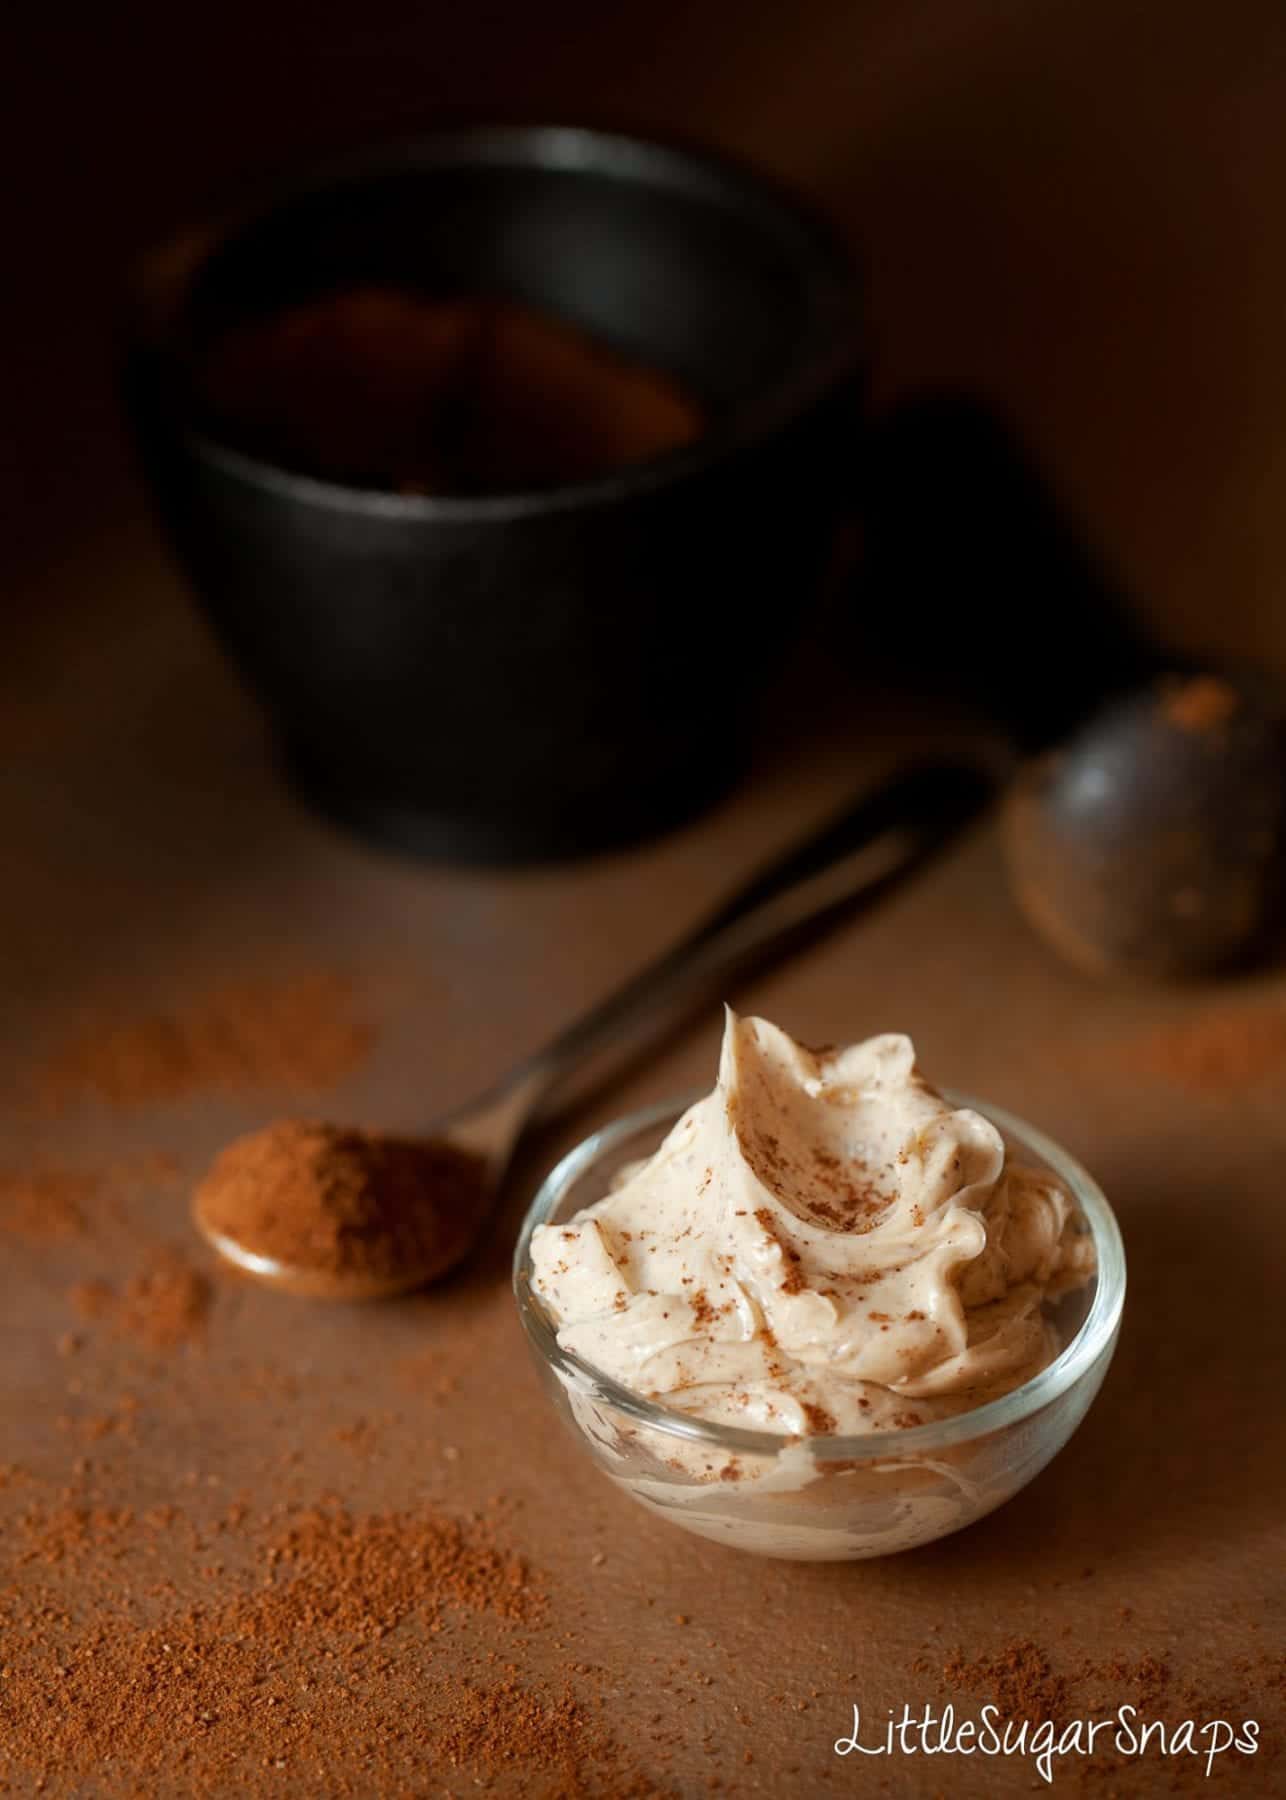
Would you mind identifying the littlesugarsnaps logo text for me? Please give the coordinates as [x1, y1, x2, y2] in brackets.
[834, 1703, 1259, 1784]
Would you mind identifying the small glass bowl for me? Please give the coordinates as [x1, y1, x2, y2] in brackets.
[513, 1093, 1125, 1561]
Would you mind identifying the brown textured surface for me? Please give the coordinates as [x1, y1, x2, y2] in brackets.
[6, 3, 1286, 1790]
[1, 546, 1283, 1796]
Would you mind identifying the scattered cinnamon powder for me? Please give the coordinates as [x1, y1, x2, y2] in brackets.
[0, 1497, 557, 1797]
[331, 1416, 383, 1457]
[0, 1167, 98, 1243]
[1080, 1651, 1172, 1710]
[1115, 1005, 1286, 1091]
[33, 972, 372, 1112]
[121, 1249, 212, 1351]
[56, 1398, 140, 1443]
[193, 1120, 484, 1293]
[265, 1501, 538, 1638]
[70, 1247, 212, 1350]
[437, 1680, 589, 1774]
[437, 1678, 668, 1796]
[13, 1501, 137, 1567]
[68, 1275, 115, 1322]
[938, 1637, 1069, 1722]
[926, 1636, 1272, 1751]
[920, 1638, 1285, 1795]
[0, 1153, 183, 1245]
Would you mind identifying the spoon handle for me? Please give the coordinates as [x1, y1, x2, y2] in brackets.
[506, 759, 994, 1128]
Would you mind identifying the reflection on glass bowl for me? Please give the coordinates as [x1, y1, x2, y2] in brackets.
[513, 1092, 1125, 1562]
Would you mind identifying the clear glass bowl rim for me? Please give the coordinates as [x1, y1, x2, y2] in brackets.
[513, 1088, 1126, 1462]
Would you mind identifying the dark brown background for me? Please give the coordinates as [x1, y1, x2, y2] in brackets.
[7, 0, 1286, 660]
[3, 4, 1285, 1796]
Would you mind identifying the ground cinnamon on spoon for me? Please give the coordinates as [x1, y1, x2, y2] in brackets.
[193, 1120, 484, 1296]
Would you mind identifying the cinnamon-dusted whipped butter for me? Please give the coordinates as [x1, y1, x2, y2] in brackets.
[531, 1011, 1095, 1438]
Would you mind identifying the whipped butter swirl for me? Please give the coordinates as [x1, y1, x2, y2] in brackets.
[531, 1011, 1095, 1438]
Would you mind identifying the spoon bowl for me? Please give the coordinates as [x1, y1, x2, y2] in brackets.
[193, 1205, 454, 1299]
